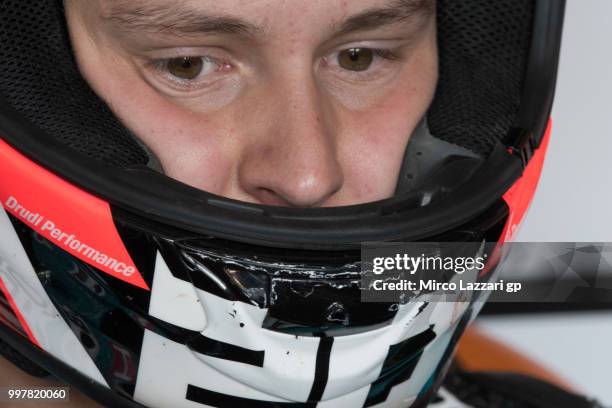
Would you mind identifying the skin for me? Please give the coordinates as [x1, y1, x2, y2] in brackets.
[1, 0, 437, 403]
[64, 0, 438, 207]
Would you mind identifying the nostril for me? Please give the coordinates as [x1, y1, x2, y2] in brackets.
[256, 188, 293, 207]
[239, 159, 343, 208]
[254, 179, 341, 208]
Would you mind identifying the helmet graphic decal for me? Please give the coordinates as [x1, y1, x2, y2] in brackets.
[0, 139, 149, 290]
[0, 276, 39, 347]
[502, 121, 553, 242]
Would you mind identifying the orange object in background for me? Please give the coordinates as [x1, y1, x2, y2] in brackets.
[455, 325, 575, 392]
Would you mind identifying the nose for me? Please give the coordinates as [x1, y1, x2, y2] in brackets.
[237, 72, 344, 207]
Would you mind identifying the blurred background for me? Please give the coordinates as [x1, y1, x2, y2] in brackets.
[476, 0, 612, 403]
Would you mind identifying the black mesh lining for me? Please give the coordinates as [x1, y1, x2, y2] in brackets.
[0, 0, 533, 166]
[0, 0, 148, 167]
[428, 0, 534, 156]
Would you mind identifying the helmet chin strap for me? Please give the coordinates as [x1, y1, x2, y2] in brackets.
[395, 117, 481, 195]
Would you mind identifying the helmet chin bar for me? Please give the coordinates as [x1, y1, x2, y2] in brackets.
[152, 202, 507, 338]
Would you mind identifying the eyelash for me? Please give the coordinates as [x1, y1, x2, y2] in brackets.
[325, 47, 403, 80]
[149, 56, 227, 84]
[368, 48, 400, 60]
[144, 46, 403, 94]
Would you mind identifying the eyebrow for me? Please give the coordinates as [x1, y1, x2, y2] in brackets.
[101, 0, 434, 39]
[101, 3, 261, 38]
[336, 0, 435, 36]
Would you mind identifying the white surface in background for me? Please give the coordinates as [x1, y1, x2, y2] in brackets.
[515, 0, 612, 242]
[477, 313, 612, 404]
[484, 1, 612, 405]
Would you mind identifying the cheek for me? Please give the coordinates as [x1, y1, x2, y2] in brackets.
[85, 60, 238, 194]
[339, 108, 413, 201]
[127, 104, 237, 194]
[337, 71, 437, 202]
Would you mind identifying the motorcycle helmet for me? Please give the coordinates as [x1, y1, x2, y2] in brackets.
[0, 0, 564, 407]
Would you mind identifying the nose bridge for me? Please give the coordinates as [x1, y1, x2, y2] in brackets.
[276, 66, 337, 159]
[238, 64, 344, 207]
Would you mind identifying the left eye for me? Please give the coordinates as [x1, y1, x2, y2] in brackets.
[164, 56, 214, 80]
[337, 48, 374, 72]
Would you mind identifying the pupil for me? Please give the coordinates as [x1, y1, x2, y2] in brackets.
[167, 56, 203, 80]
[182, 58, 192, 68]
[338, 48, 374, 72]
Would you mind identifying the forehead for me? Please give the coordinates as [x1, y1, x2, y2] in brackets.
[99, 0, 433, 35]
[101, 0, 425, 16]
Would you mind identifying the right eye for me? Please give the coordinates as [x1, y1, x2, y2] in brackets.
[162, 56, 218, 81]
[166, 56, 205, 80]
[139, 50, 240, 103]
[337, 48, 374, 72]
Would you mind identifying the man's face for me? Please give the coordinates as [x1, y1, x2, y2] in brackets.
[65, 0, 437, 207]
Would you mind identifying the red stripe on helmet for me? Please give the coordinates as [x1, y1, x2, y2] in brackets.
[0, 276, 40, 347]
[0, 287, 28, 337]
[501, 120, 552, 242]
[0, 139, 149, 290]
